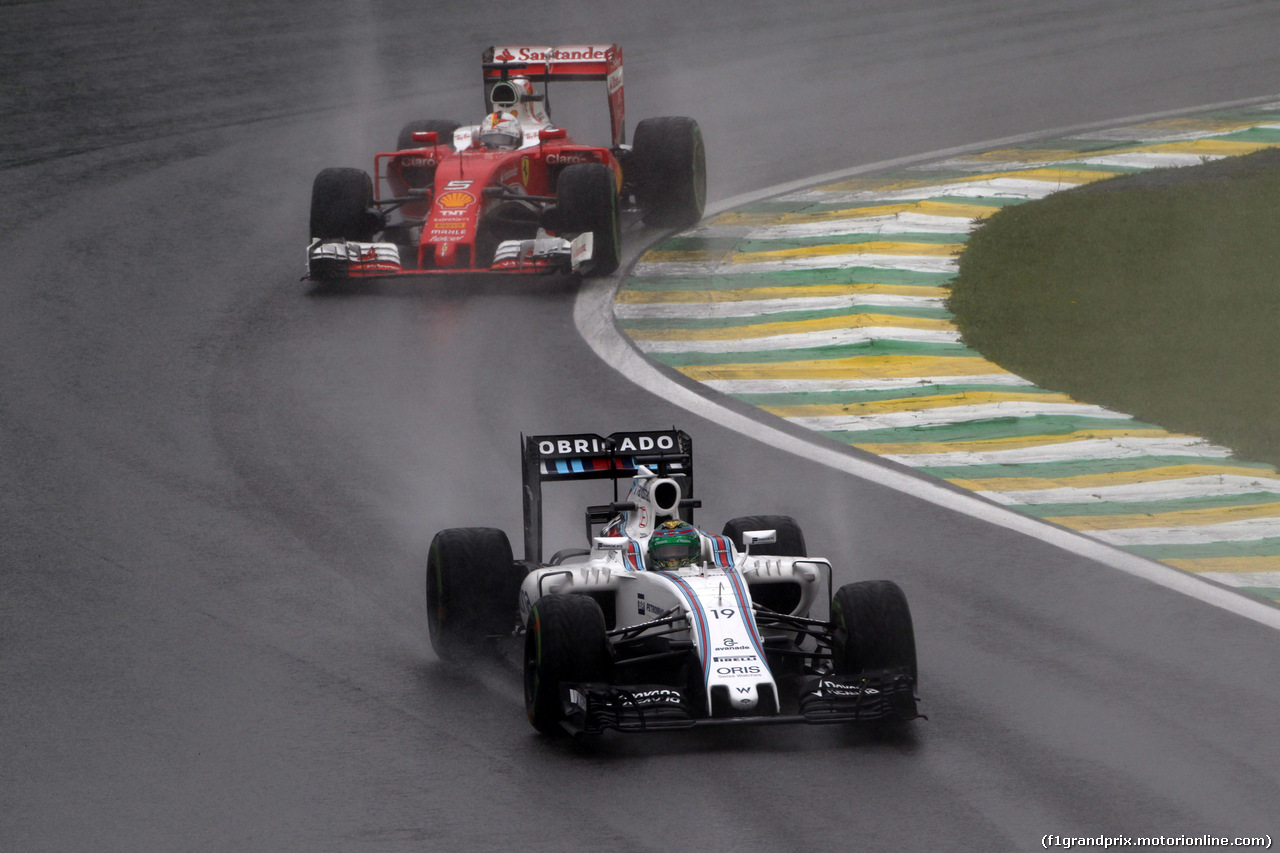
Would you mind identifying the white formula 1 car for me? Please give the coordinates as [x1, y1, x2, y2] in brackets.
[426, 429, 920, 735]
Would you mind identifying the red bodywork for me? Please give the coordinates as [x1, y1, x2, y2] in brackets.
[368, 44, 626, 275]
[374, 133, 622, 272]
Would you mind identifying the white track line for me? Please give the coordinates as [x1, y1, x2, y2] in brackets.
[576, 94, 1280, 631]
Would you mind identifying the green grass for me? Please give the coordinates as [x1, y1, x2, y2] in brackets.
[948, 149, 1280, 469]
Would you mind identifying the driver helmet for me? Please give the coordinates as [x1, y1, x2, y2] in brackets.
[479, 111, 522, 149]
[648, 520, 702, 570]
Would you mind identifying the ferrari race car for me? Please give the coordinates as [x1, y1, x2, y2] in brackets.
[426, 429, 921, 736]
[307, 44, 706, 280]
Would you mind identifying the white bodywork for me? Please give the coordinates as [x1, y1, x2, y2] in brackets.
[491, 230, 592, 271]
[451, 123, 549, 152]
[519, 468, 828, 714]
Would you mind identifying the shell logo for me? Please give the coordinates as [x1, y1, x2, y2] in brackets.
[437, 190, 475, 209]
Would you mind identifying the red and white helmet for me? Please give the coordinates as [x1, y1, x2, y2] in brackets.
[479, 111, 522, 149]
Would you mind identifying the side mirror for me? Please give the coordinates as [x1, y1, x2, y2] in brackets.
[539, 127, 567, 142]
[410, 131, 438, 145]
[742, 530, 777, 554]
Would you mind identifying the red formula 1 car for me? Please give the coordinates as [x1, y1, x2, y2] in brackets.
[307, 44, 706, 280]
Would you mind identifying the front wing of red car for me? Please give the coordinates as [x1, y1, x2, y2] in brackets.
[306, 231, 594, 280]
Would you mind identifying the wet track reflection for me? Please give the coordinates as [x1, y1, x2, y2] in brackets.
[4, 2, 1280, 850]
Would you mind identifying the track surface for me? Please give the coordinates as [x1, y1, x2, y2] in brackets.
[3, 2, 1280, 850]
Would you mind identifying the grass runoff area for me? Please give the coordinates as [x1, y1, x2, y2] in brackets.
[949, 148, 1280, 470]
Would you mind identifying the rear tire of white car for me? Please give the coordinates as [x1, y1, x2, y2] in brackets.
[632, 116, 707, 228]
[309, 167, 378, 241]
[426, 527, 519, 662]
[721, 515, 807, 557]
[524, 594, 610, 735]
[556, 163, 621, 276]
[831, 580, 918, 718]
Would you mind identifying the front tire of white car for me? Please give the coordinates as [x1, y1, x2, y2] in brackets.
[524, 594, 610, 735]
[831, 580, 918, 719]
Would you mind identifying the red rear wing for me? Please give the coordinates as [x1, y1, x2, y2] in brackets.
[483, 44, 625, 147]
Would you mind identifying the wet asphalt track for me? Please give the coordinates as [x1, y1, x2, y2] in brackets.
[3, 2, 1280, 850]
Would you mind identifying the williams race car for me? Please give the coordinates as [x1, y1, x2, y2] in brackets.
[426, 429, 921, 736]
[307, 44, 706, 280]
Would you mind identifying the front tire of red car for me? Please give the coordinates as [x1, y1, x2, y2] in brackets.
[556, 163, 621, 276]
[309, 167, 378, 241]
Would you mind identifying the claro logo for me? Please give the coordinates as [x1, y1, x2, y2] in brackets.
[546, 153, 595, 165]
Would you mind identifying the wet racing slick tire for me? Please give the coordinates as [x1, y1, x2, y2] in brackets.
[724, 514, 808, 658]
[395, 119, 460, 152]
[524, 594, 610, 735]
[556, 163, 621, 276]
[426, 527, 519, 662]
[390, 120, 458, 196]
[309, 167, 378, 241]
[831, 580, 918, 718]
[631, 116, 707, 228]
[721, 515, 807, 557]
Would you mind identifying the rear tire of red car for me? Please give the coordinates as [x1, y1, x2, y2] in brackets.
[309, 167, 377, 241]
[831, 580, 918, 718]
[426, 527, 519, 662]
[721, 515, 807, 557]
[390, 120, 459, 196]
[556, 163, 621, 276]
[632, 116, 706, 228]
[524, 594, 610, 735]
[395, 119, 460, 152]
